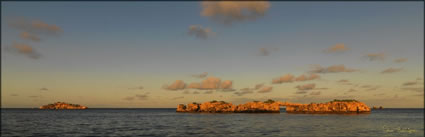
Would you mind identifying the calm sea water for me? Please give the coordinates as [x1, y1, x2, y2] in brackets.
[1, 108, 423, 137]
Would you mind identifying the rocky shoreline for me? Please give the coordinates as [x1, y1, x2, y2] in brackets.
[177, 99, 371, 114]
[39, 102, 88, 109]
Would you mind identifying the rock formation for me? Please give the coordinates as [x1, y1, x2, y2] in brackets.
[372, 106, 384, 109]
[285, 99, 370, 114]
[177, 100, 280, 113]
[177, 99, 371, 114]
[39, 102, 88, 109]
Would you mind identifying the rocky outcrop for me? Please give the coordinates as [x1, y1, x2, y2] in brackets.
[372, 106, 383, 109]
[39, 102, 88, 109]
[177, 99, 371, 114]
[285, 100, 370, 114]
[177, 100, 280, 113]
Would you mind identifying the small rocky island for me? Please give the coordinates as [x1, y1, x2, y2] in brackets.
[39, 102, 88, 109]
[177, 99, 370, 114]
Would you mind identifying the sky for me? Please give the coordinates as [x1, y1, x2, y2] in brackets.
[1, 1, 424, 108]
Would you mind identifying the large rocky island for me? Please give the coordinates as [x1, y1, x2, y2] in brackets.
[177, 99, 370, 114]
[39, 102, 88, 109]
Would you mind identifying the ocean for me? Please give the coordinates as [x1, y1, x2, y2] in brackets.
[1, 108, 423, 137]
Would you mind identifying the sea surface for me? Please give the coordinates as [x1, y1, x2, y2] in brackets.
[1, 108, 424, 137]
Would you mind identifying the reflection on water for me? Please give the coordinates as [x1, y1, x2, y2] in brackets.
[1, 108, 423, 137]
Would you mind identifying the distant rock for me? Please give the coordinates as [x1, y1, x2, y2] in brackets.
[177, 100, 280, 113]
[39, 102, 88, 109]
[285, 99, 371, 114]
[372, 106, 384, 110]
[177, 99, 371, 114]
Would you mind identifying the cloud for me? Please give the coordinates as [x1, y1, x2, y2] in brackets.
[123, 96, 135, 101]
[234, 90, 254, 96]
[9, 18, 63, 35]
[295, 83, 316, 90]
[20, 32, 41, 42]
[337, 79, 349, 83]
[200, 77, 221, 89]
[220, 80, 233, 89]
[365, 53, 385, 61]
[192, 72, 208, 78]
[324, 43, 348, 53]
[310, 65, 357, 73]
[201, 1, 270, 24]
[272, 74, 294, 84]
[204, 90, 214, 94]
[295, 73, 320, 81]
[171, 96, 184, 100]
[10, 94, 19, 97]
[188, 25, 214, 39]
[164, 80, 186, 90]
[381, 68, 403, 74]
[347, 89, 357, 92]
[394, 58, 407, 63]
[193, 91, 200, 94]
[402, 81, 417, 86]
[402, 87, 424, 92]
[135, 94, 149, 100]
[183, 90, 191, 94]
[259, 48, 270, 56]
[360, 85, 380, 91]
[254, 83, 264, 90]
[128, 86, 144, 90]
[309, 91, 321, 95]
[28, 95, 40, 98]
[187, 82, 201, 89]
[40, 88, 48, 91]
[295, 90, 308, 94]
[4, 43, 41, 59]
[258, 86, 272, 93]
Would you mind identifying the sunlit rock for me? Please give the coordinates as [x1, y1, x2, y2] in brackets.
[39, 102, 88, 109]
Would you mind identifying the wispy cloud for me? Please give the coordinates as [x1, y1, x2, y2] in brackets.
[164, 80, 186, 90]
[254, 83, 264, 90]
[128, 86, 144, 90]
[295, 83, 316, 90]
[310, 65, 357, 73]
[347, 88, 357, 92]
[324, 43, 348, 53]
[10, 94, 19, 97]
[9, 18, 63, 35]
[124, 93, 149, 101]
[394, 58, 407, 63]
[204, 90, 214, 94]
[40, 87, 48, 91]
[201, 1, 270, 25]
[20, 32, 41, 42]
[365, 53, 385, 61]
[259, 48, 270, 56]
[381, 68, 403, 74]
[171, 96, 184, 100]
[188, 25, 214, 39]
[360, 85, 380, 91]
[272, 74, 294, 84]
[234, 88, 254, 96]
[295, 73, 320, 81]
[4, 43, 41, 59]
[402, 87, 424, 92]
[258, 86, 272, 93]
[402, 81, 417, 86]
[192, 72, 208, 78]
[309, 91, 321, 95]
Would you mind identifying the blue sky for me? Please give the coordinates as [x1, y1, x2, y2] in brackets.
[1, 2, 424, 108]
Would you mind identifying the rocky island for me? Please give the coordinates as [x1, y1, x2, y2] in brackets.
[39, 102, 88, 109]
[177, 99, 370, 114]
